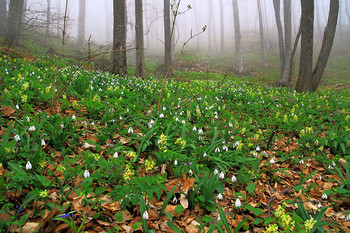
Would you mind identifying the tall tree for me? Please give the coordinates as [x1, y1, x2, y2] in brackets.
[0, 0, 6, 33]
[232, 0, 243, 73]
[345, 0, 350, 26]
[296, 0, 339, 92]
[257, 0, 267, 68]
[163, 0, 171, 76]
[112, 0, 127, 76]
[45, 0, 51, 47]
[219, 0, 225, 56]
[5, 0, 24, 45]
[135, 0, 145, 79]
[279, 0, 292, 84]
[77, 0, 86, 52]
[272, 0, 285, 74]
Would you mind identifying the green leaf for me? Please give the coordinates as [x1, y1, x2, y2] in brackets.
[163, 212, 173, 222]
[175, 204, 185, 215]
[244, 205, 264, 216]
[246, 183, 257, 194]
[115, 212, 123, 222]
[233, 217, 249, 233]
[217, 203, 232, 233]
[95, 186, 106, 197]
[133, 222, 142, 230]
[167, 222, 183, 233]
[253, 218, 263, 225]
[160, 185, 177, 216]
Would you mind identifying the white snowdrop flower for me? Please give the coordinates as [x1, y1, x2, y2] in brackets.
[217, 193, 223, 200]
[215, 147, 220, 153]
[270, 158, 276, 164]
[198, 136, 202, 140]
[16, 104, 19, 110]
[26, 116, 30, 122]
[229, 122, 233, 127]
[159, 113, 164, 118]
[175, 117, 179, 122]
[28, 125, 36, 132]
[235, 198, 242, 208]
[41, 139, 46, 146]
[198, 129, 203, 134]
[332, 161, 336, 167]
[233, 141, 239, 148]
[82, 121, 87, 125]
[128, 127, 134, 134]
[84, 170, 90, 178]
[182, 120, 186, 124]
[214, 169, 219, 175]
[222, 140, 226, 144]
[346, 214, 350, 222]
[126, 108, 129, 112]
[173, 196, 178, 203]
[219, 172, 225, 179]
[14, 134, 20, 141]
[121, 91, 123, 94]
[113, 152, 119, 158]
[256, 146, 260, 152]
[26, 161, 32, 170]
[214, 114, 218, 119]
[322, 193, 328, 200]
[142, 211, 149, 220]
[61, 124, 64, 129]
[253, 152, 258, 158]
[91, 122, 94, 126]
[203, 152, 207, 157]
[231, 175, 237, 182]
[188, 169, 193, 176]
[119, 116, 123, 120]
[299, 159, 304, 164]
[318, 202, 322, 208]
[174, 160, 178, 166]
[328, 165, 333, 169]
[223, 146, 228, 151]
[163, 106, 166, 111]
[72, 114, 76, 120]
[192, 126, 197, 131]
[217, 215, 221, 221]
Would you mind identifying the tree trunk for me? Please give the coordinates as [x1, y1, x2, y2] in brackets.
[295, 0, 314, 93]
[77, 0, 86, 52]
[219, 0, 225, 56]
[279, 0, 292, 84]
[208, 0, 213, 54]
[163, 0, 171, 76]
[257, 0, 267, 68]
[232, 0, 243, 73]
[0, 0, 6, 34]
[135, 0, 145, 79]
[45, 0, 51, 47]
[273, 0, 285, 75]
[112, 0, 127, 76]
[5, 0, 24, 46]
[315, 0, 323, 38]
[345, 0, 350, 26]
[310, 0, 339, 91]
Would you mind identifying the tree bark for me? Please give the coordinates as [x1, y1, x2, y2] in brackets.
[5, 0, 24, 46]
[296, 0, 314, 93]
[112, 0, 127, 76]
[0, 0, 6, 34]
[163, 0, 171, 76]
[257, 0, 267, 68]
[232, 0, 243, 73]
[345, 0, 350, 26]
[273, 0, 285, 75]
[279, 0, 292, 84]
[135, 0, 145, 79]
[310, 0, 339, 91]
[77, 0, 86, 52]
[219, 0, 225, 56]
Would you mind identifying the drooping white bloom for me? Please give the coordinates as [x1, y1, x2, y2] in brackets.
[181, 120, 186, 125]
[84, 170, 90, 178]
[41, 139, 46, 146]
[215, 147, 220, 153]
[223, 146, 228, 151]
[119, 116, 123, 120]
[192, 126, 197, 131]
[299, 159, 304, 164]
[318, 202, 322, 208]
[175, 117, 179, 122]
[188, 169, 193, 176]
[28, 125, 36, 132]
[346, 214, 350, 222]
[113, 152, 119, 158]
[173, 196, 178, 203]
[148, 119, 155, 129]
[26, 161, 32, 170]
[142, 211, 149, 220]
[217, 215, 221, 221]
[233, 141, 239, 148]
[253, 152, 258, 158]
[159, 113, 164, 118]
[322, 193, 328, 200]
[14, 134, 20, 141]
[163, 106, 166, 111]
[198, 129, 203, 134]
[219, 172, 225, 179]
[16, 105, 19, 110]
[26, 116, 30, 122]
[72, 114, 76, 120]
[217, 193, 223, 200]
[203, 152, 207, 157]
[214, 169, 219, 175]
[256, 146, 260, 152]
[270, 158, 276, 164]
[235, 198, 242, 208]
[174, 160, 178, 166]
[229, 122, 233, 127]
[231, 175, 237, 182]
[128, 127, 134, 134]
[61, 124, 64, 129]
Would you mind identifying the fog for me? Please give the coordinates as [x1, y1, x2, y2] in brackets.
[23, 0, 348, 56]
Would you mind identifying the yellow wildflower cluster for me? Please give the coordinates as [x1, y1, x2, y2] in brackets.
[39, 190, 48, 198]
[175, 138, 186, 150]
[46, 86, 51, 93]
[253, 133, 260, 141]
[196, 108, 201, 117]
[159, 134, 167, 152]
[293, 114, 298, 122]
[22, 82, 29, 90]
[304, 217, 316, 232]
[21, 95, 27, 103]
[241, 127, 246, 135]
[93, 94, 100, 102]
[123, 164, 134, 181]
[145, 159, 156, 172]
[283, 115, 288, 123]
[39, 161, 47, 169]
[264, 224, 279, 233]
[57, 166, 66, 172]
[126, 151, 136, 159]
[187, 110, 191, 119]
[92, 153, 101, 161]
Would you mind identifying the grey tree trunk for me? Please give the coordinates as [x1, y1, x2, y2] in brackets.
[163, 0, 171, 76]
[77, 0, 86, 52]
[315, 0, 323, 38]
[310, 0, 339, 91]
[219, 0, 225, 56]
[45, 0, 51, 47]
[112, 0, 127, 76]
[296, 0, 314, 93]
[5, 0, 24, 46]
[279, 0, 292, 84]
[257, 0, 267, 68]
[0, 0, 6, 34]
[135, 0, 145, 79]
[273, 0, 285, 75]
[232, 0, 243, 73]
[345, 0, 350, 26]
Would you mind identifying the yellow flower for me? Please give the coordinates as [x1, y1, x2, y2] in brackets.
[264, 224, 279, 233]
[21, 95, 27, 103]
[159, 134, 167, 152]
[57, 166, 66, 172]
[275, 205, 285, 218]
[145, 159, 156, 172]
[39, 190, 48, 198]
[175, 138, 186, 150]
[304, 217, 317, 232]
[283, 115, 288, 123]
[126, 151, 136, 159]
[93, 94, 100, 102]
[45, 86, 51, 93]
[123, 164, 134, 181]
[22, 82, 29, 90]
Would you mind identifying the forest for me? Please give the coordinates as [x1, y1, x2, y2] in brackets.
[0, 0, 350, 232]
